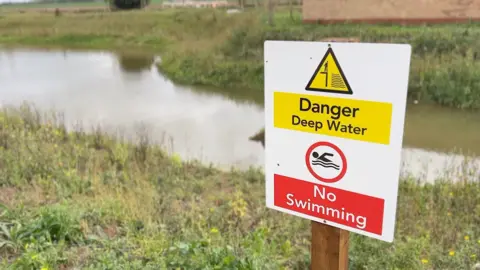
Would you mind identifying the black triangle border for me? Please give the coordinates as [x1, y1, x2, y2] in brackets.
[305, 47, 353, 95]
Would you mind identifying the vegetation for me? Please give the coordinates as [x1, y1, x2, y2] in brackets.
[0, 1, 106, 9]
[0, 0, 162, 9]
[1, 9, 480, 108]
[107, 0, 151, 11]
[0, 7, 479, 269]
[0, 104, 478, 269]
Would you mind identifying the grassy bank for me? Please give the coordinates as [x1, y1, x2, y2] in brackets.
[1, 9, 480, 108]
[0, 105, 479, 269]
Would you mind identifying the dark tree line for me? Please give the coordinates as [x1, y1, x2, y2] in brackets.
[108, 0, 150, 10]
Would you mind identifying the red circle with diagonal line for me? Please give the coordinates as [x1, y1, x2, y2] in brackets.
[305, 141, 347, 183]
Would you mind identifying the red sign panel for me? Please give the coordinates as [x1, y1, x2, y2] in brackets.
[274, 174, 385, 235]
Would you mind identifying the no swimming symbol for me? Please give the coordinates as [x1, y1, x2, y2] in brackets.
[305, 141, 347, 183]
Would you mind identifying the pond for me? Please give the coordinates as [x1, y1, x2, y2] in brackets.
[0, 48, 479, 183]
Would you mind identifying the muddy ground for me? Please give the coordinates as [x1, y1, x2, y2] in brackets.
[303, 0, 480, 24]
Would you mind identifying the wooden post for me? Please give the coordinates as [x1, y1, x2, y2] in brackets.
[311, 221, 349, 270]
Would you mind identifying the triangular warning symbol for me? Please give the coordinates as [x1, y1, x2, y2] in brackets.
[305, 47, 353, 95]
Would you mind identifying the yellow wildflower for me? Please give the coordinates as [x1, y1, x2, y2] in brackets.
[471, 254, 477, 259]
[464, 235, 470, 241]
[449, 250, 455, 256]
[421, 259, 428, 264]
[41, 267, 49, 270]
[210, 227, 219, 234]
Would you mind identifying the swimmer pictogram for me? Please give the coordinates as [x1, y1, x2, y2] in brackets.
[311, 152, 340, 170]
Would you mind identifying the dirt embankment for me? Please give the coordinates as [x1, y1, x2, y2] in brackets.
[303, 0, 480, 24]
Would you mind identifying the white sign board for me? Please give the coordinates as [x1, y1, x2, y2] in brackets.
[264, 41, 411, 242]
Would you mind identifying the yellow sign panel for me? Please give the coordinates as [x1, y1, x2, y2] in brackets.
[305, 46, 353, 95]
[273, 91, 393, 145]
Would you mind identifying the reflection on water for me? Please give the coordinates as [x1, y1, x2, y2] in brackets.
[400, 148, 479, 184]
[117, 53, 155, 73]
[403, 103, 480, 155]
[0, 48, 478, 183]
[0, 48, 265, 169]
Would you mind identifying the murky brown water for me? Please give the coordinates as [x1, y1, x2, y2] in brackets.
[0, 48, 478, 183]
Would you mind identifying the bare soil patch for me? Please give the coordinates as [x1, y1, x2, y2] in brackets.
[303, 0, 480, 24]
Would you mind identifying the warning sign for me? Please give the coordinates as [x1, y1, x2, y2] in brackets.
[305, 46, 353, 95]
[264, 41, 412, 242]
[305, 141, 347, 183]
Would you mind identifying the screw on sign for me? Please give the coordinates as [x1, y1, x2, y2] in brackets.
[305, 141, 347, 183]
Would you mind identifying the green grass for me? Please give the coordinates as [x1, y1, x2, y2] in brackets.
[0, 104, 478, 269]
[0, 9, 479, 268]
[1, 9, 480, 108]
[0, 0, 163, 9]
[0, 2, 105, 9]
